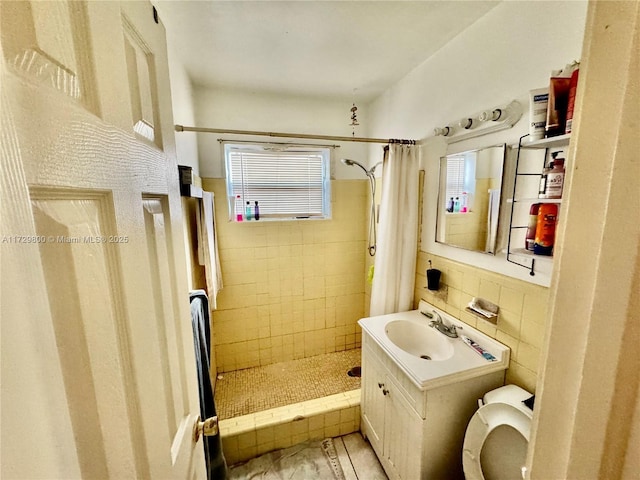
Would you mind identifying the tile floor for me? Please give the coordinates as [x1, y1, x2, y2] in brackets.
[215, 348, 362, 419]
[229, 432, 388, 480]
[334, 432, 388, 480]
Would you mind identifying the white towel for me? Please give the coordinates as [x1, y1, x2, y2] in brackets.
[485, 189, 500, 253]
[197, 191, 223, 309]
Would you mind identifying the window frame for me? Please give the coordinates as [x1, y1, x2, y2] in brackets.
[223, 142, 332, 222]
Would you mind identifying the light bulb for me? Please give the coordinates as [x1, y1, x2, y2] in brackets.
[459, 118, 474, 129]
[478, 109, 502, 122]
[433, 126, 452, 137]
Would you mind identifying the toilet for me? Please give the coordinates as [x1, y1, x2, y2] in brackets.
[462, 385, 534, 480]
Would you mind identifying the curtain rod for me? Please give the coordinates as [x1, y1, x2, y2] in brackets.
[217, 138, 341, 149]
[174, 124, 416, 145]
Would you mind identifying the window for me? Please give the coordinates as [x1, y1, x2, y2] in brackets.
[444, 152, 476, 211]
[445, 155, 466, 205]
[224, 143, 331, 220]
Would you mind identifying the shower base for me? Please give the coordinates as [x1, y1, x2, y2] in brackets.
[217, 348, 362, 465]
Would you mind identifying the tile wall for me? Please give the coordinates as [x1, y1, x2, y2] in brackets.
[202, 179, 368, 373]
[220, 390, 361, 465]
[414, 252, 549, 393]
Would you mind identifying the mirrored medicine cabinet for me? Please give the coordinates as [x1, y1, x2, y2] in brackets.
[436, 144, 506, 254]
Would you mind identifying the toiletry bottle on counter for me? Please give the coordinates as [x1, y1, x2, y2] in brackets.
[245, 201, 253, 220]
[254, 201, 260, 220]
[447, 197, 454, 213]
[525, 203, 541, 251]
[545, 154, 565, 199]
[454, 197, 460, 213]
[460, 192, 468, 213]
[534, 203, 558, 256]
[234, 195, 243, 222]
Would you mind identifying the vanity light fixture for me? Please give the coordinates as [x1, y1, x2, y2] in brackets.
[433, 126, 453, 137]
[432, 100, 523, 144]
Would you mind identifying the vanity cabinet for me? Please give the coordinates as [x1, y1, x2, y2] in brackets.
[362, 343, 423, 480]
[506, 133, 571, 276]
[361, 333, 504, 480]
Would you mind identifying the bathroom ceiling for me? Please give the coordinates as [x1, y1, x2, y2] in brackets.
[153, 1, 499, 102]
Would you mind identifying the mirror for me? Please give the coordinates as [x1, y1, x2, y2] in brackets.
[436, 144, 506, 254]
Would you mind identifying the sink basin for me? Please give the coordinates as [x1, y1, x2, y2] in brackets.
[385, 320, 454, 361]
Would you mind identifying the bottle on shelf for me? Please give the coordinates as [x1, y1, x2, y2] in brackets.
[565, 62, 580, 134]
[545, 153, 565, 199]
[453, 197, 460, 213]
[245, 201, 253, 221]
[533, 203, 558, 256]
[525, 203, 541, 251]
[447, 197, 454, 213]
[538, 157, 554, 198]
[254, 201, 260, 220]
[234, 195, 243, 222]
[460, 192, 468, 213]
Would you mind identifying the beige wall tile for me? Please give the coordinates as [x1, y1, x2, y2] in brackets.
[206, 178, 369, 372]
[415, 252, 550, 393]
[499, 286, 525, 316]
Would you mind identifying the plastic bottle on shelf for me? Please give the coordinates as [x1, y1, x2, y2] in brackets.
[565, 65, 580, 134]
[254, 201, 260, 220]
[538, 158, 555, 198]
[453, 197, 460, 213]
[525, 203, 541, 251]
[245, 201, 253, 220]
[460, 192, 468, 213]
[234, 195, 243, 222]
[545, 154, 565, 199]
[533, 203, 558, 256]
[447, 197, 454, 213]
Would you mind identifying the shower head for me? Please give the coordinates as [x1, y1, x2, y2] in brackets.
[341, 158, 375, 177]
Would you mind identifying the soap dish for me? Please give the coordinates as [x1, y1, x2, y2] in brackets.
[466, 297, 499, 325]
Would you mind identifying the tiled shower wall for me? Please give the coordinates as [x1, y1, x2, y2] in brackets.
[414, 252, 549, 393]
[202, 178, 368, 373]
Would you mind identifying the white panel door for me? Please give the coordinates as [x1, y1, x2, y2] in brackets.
[0, 1, 205, 478]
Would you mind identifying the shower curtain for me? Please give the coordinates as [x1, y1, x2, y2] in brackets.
[370, 143, 420, 316]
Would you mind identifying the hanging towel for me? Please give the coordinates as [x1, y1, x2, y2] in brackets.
[190, 290, 227, 480]
[485, 189, 501, 253]
[196, 191, 223, 309]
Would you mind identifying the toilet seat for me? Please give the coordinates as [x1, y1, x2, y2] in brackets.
[462, 402, 532, 480]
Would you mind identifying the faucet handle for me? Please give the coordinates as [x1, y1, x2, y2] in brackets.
[449, 324, 462, 337]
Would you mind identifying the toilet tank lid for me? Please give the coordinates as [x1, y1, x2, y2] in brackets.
[483, 385, 534, 412]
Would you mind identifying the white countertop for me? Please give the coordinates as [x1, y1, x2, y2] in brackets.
[358, 300, 510, 390]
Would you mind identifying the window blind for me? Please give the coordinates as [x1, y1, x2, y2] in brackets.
[445, 156, 465, 205]
[225, 145, 331, 219]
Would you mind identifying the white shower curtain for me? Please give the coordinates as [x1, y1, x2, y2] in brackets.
[370, 144, 420, 316]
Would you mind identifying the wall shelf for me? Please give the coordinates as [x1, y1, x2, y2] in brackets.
[507, 197, 562, 204]
[178, 165, 203, 198]
[506, 133, 570, 276]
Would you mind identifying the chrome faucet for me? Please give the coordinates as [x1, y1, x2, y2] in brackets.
[428, 311, 459, 338]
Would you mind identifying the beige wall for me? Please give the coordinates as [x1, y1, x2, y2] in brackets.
[203, 178, 368, 373]
[415, 252, 548, 393]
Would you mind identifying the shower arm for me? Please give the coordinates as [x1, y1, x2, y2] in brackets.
[341, 159, 380, 256]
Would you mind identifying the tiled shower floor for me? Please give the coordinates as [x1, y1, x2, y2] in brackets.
[215, 348, 362, 419]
